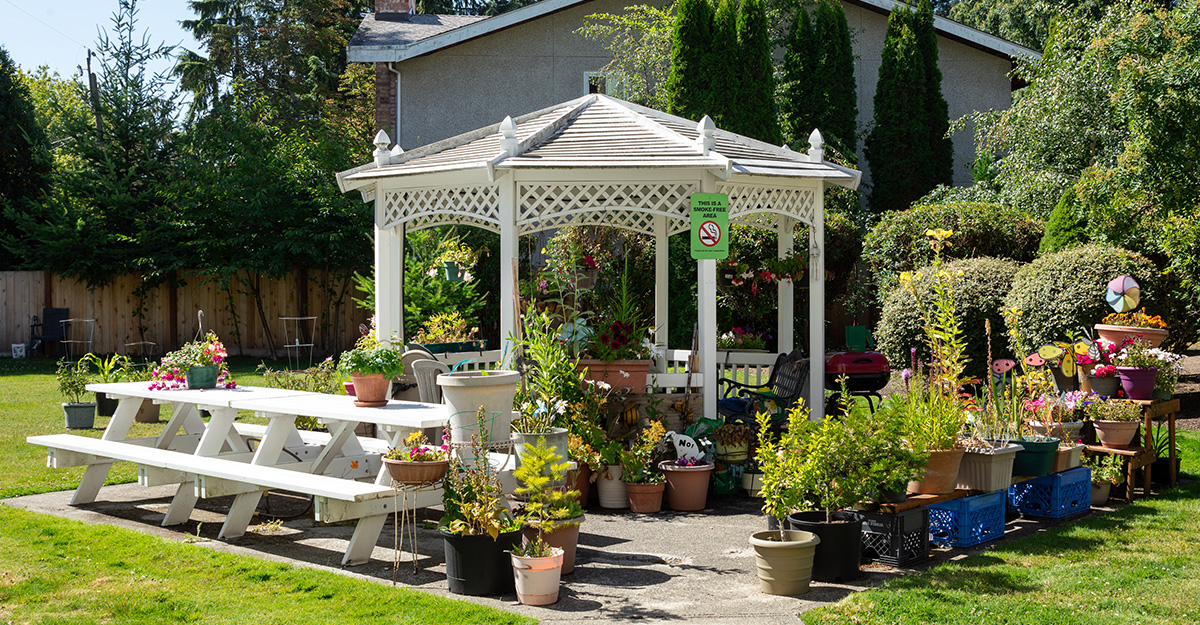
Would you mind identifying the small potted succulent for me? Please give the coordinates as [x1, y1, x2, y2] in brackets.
[336, 333, 404, 407]
[514, 436, 583, 576]
[57, 357, 96, 429]
[711, 422, 754, 463]
[150, 331, 235, 390]
[382, 431, 449, 485]
[1085, 397, 1143, 449]
[622, 421, 667, 513]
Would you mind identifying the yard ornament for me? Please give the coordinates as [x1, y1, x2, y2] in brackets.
[663, 431, 702, 462]
[1106, 275, 1141, 313]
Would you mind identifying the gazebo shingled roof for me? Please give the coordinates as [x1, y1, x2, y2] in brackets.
[337, 94, 861, 421]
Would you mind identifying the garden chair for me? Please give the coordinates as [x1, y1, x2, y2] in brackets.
[29, 308, 69, 356]
[411, 358, 450, 404]
[717, 349, 810, 427]
[845, 325, 874, 352]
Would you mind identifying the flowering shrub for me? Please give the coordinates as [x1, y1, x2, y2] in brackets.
[384, 431, 449, 462]
[716, 327, 770, 351]
[1102, 310, 1168, 329]
[150, 332, 235, 390]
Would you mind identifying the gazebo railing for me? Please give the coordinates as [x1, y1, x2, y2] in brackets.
[434, 350, 504, 372]
[650, 349, 778, 392]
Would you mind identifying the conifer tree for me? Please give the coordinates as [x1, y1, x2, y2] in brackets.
[780, 6, 818, 146]
[817, 0, 858, 154]
[0, 47, 51, 268]
[865, 7, 930, 213]
[665, 0, 714, 121]
[914, 0, 953, 186]
[734, 0, 781, 143]
[709, 0, 740, 129]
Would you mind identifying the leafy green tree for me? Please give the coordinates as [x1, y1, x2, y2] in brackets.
[665, 0, 714, 121]
[779, 6, 817, 146]
[733, 0, 782, 143]
[865, 6, 930, 214]
[13, 66, 88, 162]
[914, 0, 952, 187]
[710, 0, 741, 129]
[0, 47, 52, 268]
[813, 0, 857, 154]
[577, 3, 676, 110]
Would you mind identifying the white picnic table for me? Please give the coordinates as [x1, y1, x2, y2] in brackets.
[28, 382, 451, 565]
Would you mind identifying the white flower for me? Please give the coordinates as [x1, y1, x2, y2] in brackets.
[554, 399, 568, 414]
[597, 381, 611, 391]
[619, 370, 630, 378]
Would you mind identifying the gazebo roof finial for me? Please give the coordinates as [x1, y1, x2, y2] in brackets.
[499, 115, 519, 157]
[807, 129, 824, 163]
[373, 130, 392, 166]
[697, 115, 716, 155]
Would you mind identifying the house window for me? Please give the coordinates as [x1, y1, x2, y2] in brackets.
[586, 72, 607, 95]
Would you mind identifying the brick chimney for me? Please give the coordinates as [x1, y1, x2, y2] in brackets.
[375, 0, 413, 18]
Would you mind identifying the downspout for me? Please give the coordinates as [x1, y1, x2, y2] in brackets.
[387, 62, 401, 148]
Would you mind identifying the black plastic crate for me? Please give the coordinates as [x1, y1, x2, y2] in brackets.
[860, 508, 930, 567]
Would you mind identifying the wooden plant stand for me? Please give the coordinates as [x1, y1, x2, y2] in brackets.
[1083, 397, 1178, 501]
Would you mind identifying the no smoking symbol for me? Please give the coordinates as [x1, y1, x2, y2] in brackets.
[699, 220, 721, 247]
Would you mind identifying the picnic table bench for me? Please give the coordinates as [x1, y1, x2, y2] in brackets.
[28, 382, 451, 566]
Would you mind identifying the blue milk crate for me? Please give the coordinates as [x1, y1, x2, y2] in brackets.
[860, 508, 930, 567]
[1009, 466, 1091, 519]
[928, 490, 1006, 548]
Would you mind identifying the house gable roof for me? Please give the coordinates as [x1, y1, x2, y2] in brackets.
[346, 0, 1039, 64]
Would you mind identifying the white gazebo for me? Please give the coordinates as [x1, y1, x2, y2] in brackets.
[337, 95, 860, 421]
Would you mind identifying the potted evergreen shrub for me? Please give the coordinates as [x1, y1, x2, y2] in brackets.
[440, 415, 523, 596]
[58, 358, 96, 429]
[81, 353, 129, 417]
[336, 333, 404, 407]
[514, 436, 584, 575]
[622, 421, 667, 513]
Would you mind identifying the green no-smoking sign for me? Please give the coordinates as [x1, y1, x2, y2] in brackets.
[690, 193, 729, 259]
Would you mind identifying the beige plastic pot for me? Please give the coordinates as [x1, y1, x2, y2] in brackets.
[439, 370, 520, 446]
[749, 530, 820, 595]
[511, 547, 564, 605]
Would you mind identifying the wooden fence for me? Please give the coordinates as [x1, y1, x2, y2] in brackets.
[1, 270, 371, 359]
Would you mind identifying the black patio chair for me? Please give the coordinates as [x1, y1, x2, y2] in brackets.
[29, 308, 69, 357]
[717, 349, 810, 428]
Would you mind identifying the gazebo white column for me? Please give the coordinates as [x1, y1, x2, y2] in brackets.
[808, 192, 826, 422]
[374, 222, 401, 342]
[776, 216, 795, 354]
[699, 174, 719, 419]
[654, 215, 669, 368]
[497, 117, 521, 362]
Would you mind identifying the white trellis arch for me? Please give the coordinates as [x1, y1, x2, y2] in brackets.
[337, 95, 860, 421]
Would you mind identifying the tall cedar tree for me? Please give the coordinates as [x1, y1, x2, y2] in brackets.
[914, 0, 953, 186]
[780, 7, 818, 146]
[734, 0, 781, 143]
[816, 0, 858, 155]
[709, 0, 740, 129]
[665, 0, 714, 121]
[0, 47, 52, 268]
[865, 7, 930, 213]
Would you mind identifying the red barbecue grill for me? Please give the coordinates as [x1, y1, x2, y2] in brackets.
[824, 351, 890, 411]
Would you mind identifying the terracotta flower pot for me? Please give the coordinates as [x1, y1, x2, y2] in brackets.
[1053, 444, 1084, 473]
[908, 448, 965, 495]
[382, 458, 448, 485]
[659, 461, 714, 511]
[350, 373, 389, 407]
[625, 481, 665, 513]
[1093, 419, 1141, 450]
[523, 516, 582, 575]
[1094, 323, 1168, 348]
[577, 359, 650, 394]
[566, 465, 592, 509]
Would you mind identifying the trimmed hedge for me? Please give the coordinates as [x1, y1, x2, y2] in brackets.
[1003, 244, 1160, 356]
[863, 201, 1043, 297]
[876, 257, 1021, 381]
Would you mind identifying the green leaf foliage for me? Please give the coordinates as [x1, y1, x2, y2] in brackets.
[0, 47, 52, 269]
[877, 257, 1021, 381]
[732, 0, 781, 144]
[709, 0, 741, 130]
[865, 7, 931, 214]
[863, 201, 1044, 297]
[914, 0, 952, 188]
[1003, 243, 1159, 356]
[665, 0, 714, 121]
[780, 7, 818, 146]
[1038, 186, 1089, 255]
[813, 0, 857, 154]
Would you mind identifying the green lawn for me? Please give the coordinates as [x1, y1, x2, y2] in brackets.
[0, 355, 531, 624]
[805, 429, 1200, 625]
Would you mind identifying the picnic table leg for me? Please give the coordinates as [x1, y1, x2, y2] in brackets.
[343, 513, 388, 566]
[162, 484, 199, 526]
[220, 413, 297, 539]
[70, 462, 114, 505]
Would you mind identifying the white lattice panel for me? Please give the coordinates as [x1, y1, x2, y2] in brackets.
[517, 183, 697, 235]
[380, 185, 501, 232]
[722, 184, 817, 229]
